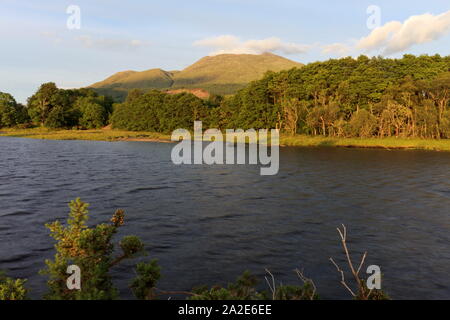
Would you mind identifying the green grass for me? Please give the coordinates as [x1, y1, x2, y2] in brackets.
[2, 129, 450, 151]
[280, 135, 450, 151]
[172, 53, 302, 89]
[90, 69, 174, 90]
[0, 128, 172, 142]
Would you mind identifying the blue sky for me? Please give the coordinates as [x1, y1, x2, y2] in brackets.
[1, 0, 449, 102]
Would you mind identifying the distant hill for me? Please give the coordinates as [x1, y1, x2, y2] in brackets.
[90, 69, 175, 101]
[88, 53, 302, 101]
[171, 53, 303, 94]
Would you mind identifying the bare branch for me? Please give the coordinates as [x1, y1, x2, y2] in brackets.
[337, 224, 362, 287]
[330, 257, 356, 297]
[295, 268, 317, 300]
[264, 268, 276, 300]
[356, 251, 368, 276]
[332, 225, 374, 299]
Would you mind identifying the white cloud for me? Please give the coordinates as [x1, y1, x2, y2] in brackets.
[321, 43, 352, 57]
[357, 10, 450, 55]
[76, 35, 149, 51]
[194, 35, 309, 55]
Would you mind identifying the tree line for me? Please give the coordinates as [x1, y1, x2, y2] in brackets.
[219, 54, 450, 139]
[110, 89, 223, 133]
[0, 83, 113, 129]
[1, 55, 449, 139]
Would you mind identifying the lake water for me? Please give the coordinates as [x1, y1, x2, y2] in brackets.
[0, 137, 449, 299]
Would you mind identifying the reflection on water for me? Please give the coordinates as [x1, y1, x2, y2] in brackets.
[0, 137, 449, 299]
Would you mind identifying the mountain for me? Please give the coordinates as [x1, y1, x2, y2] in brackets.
[89, 53, 303, 100]
[89, 69, 176, 101]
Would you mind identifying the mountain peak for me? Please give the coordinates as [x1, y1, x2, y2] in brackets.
[89, 53, 302, 100]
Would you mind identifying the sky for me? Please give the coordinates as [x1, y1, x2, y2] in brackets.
[1, 0, 449, 103]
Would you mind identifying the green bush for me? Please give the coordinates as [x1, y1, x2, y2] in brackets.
[189, 271, 319, 300]
[190, 272, 263, 300]
[130, 260, 161, 300]
[40, 198, 150, 300]
[0, 272, 28, 300]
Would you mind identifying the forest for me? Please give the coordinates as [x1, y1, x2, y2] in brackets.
[1, 55, 449, 139]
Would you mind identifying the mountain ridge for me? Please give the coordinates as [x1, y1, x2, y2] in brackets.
[89, 53, 303, 100]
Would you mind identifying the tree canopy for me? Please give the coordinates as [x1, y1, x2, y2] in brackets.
[0, 92, 29, 128]
[25, 83, 113, 129]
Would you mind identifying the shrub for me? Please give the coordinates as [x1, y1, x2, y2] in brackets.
[40, 198, 149, 300]
[190, 271, 264, 300]
[189, 271, 319, 300]
[130, 260, 161, 300]
[0, 272, 28, 300]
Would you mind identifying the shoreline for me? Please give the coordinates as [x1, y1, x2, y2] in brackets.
[1, 128, 450, 152]
[279, 135, 450, 151]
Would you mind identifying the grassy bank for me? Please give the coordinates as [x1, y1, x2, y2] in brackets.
[280, 135, 450, 151]
[0, 128, 172, 142]
[1, 128, 450, 151]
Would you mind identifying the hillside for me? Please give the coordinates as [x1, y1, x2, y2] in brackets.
[90, 69, 175, 101]
[88, 53, 302, 100]
[171, 53, 303, 94]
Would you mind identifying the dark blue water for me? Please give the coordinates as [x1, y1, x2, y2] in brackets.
[0, 137, 449, 299]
